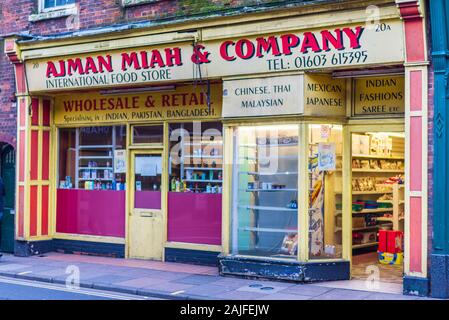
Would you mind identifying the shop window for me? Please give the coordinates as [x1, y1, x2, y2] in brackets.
[56, 125, 127, 237]
[134, 154, 162, 210]
[231, 125, 299, 259]
[41, 0, 75, 11]
[132, 125, 164, 145]
[167, 121, 223, 245]
[308, 124, 343, 260]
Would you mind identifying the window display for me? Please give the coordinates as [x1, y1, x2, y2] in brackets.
[56, 125, 127, 237]
[308, 124, 343, 259]
[58, 126, 127, 190]
[167, 122, 223, 245]
[231, 125, 299, 259]
[169, 122, 223, 194]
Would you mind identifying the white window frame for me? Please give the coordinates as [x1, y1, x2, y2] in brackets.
[39, 0, 76, 13]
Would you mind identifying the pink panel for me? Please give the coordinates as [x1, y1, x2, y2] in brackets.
[15, 64, 27, 94]
[42, 131, 50, 180]
[30, 186, 38, 237]
[19, 98, 26, 127]
[42, 186, 49, 236]
[30, 130, 39, 181]
[19, 130, 25, 182]
[410, 117, 422, 191]
[31, 98, 39, 126]
[42, 99, 51, 126]
[410, 71, 422, 112]
[18, 186, 25, 238]
[410, 197, 422, 273]
[404, 20, 425, 62]
[135, 191, 161, 209]
[167, 192, 222, 245]
[56, 189, 125, 237]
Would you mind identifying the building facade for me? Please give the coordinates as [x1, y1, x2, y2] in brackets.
[0, 0, 436, 297]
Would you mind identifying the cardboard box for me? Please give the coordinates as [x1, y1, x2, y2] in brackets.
[378, 230, 403, 253]
[361, 231, 377, 244]
[378, 252, 403, 265]
[352, 217, 366, 228]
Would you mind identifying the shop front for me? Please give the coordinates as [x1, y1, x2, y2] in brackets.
[4, 0, 430, 293]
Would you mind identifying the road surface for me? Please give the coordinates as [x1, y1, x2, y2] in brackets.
[0, 276, 159, 300]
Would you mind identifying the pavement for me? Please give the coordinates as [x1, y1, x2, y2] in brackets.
[0, 252, 437, 300]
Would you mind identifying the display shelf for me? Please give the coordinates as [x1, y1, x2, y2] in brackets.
[352, 154, 404, 160]
[240, 142, 298, 148]
[79, 145, 114, 149]
[185, 167, 222, 171]
[79, 167, 113, 170]
[352, 191, 393, 195]
[184, 179, 222, 183]
[240, 171, 298, 176]
[352, 169, 404, 173]
[239, 205, 297, 212]
[184, 155, 222, 159]
[376, 217, 393, 222]
[353, 208, 394, 214]
[336, 225, 379, 232]
[241, 155, 298, 161]
[243, 188, 298, 192]
[241, 227, 298, 233]
[78, 156, 113, 159]
[79, 178, 114, 181]
[353, 242, 379, 249]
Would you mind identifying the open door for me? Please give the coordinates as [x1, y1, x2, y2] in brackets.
[128, 150, 164, 260]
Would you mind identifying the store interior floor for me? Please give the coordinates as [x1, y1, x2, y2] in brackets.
[351, 252, 403, 284]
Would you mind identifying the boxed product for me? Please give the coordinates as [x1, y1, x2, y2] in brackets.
[378, 230, 404, 253]
[353, 217, 366, 228]
[361, 231, 377, 244]
[378, 252, 403, 265]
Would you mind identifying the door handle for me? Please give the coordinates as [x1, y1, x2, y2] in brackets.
[140, 212, 156, 217]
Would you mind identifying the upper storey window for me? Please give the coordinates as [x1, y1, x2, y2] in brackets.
[42, 0, 75, 11]
[30, 0, 77, 22]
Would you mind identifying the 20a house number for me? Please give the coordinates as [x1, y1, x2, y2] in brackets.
[376, 23, 392, 32]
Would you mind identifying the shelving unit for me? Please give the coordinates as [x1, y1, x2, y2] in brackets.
[350, 133, 405, 251]
[75, 127, 118, 190]
[171, 125, 224, 193]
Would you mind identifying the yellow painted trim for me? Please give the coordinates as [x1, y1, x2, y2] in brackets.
[342, 125, 352, 264]
[165, 242, 222, 253]
[221, 126, 233, 255]
[298, 123, 308, 262]
[53, 233, 125, 244]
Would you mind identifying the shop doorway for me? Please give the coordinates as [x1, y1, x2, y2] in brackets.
[128, 150, 164, 260]
[349, 128, 405, 286]
[0, 144, 15, 253]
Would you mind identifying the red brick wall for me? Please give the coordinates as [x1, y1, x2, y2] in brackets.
[0, 0, 307, 147]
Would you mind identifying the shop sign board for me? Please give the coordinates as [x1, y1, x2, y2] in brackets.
[25, 20, 404, 92]
[353, 76, 404, 116]
[304, 74, 346, 116]
[53, 84, 222, 125]
[222, 75, 304, 118]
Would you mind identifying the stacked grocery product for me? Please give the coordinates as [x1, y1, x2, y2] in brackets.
[378, 230, 404, 265]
